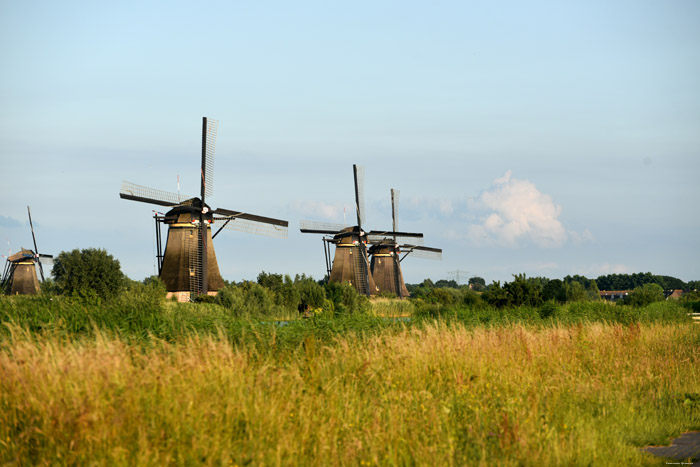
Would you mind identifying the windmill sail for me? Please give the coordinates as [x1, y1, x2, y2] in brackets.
[201, 117, 218, 199]
[119, 117, 288, 301]
[300, 164, 377, 296]
[120, 181, 193, 207]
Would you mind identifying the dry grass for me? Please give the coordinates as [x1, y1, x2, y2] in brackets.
[1, 322, 698, 465]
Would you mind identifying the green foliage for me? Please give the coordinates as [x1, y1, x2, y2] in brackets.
[434, 279, 458, 288]
[51, 248, 125, 299]
[504, 274, 543, 307]
[468, 276, 486, 291]
[565, 281, 588, 302]
[323, 281, 370, 315]
[295, 276, 325, 308]
[538, 300, 559, 319]
[624, 283, 665, 307]
[594, 272, 687, 291]
[482, 281, 510, 308]
[542, 279, 566, 303]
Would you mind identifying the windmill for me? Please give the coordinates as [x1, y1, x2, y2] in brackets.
[120, 117, 288, 301]
[300, 165, 423, 296]
[1, 207, 53, 295]
[368, 189, 442, 298]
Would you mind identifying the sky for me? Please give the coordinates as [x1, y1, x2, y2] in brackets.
[1, 0, 699, 285]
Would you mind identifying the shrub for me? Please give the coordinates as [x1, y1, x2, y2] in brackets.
[324, 282, 370, 315]
[482, 281, 510, 308]
[538, 300, 559, 319]
[565, 281, 588, 302]
[295, 277, 326, 309]
[504, 274, 543, 307]
[624, 283, 665, 307]
[542, 279, 566, 303]
[426, 288, 458, 306]
[51, 248, 125, 299]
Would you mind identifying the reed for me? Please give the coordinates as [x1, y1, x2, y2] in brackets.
[1, 321, 698, 465]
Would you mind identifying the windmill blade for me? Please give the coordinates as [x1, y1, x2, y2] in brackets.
[399, 244, 442, 261]
[391, 188, 399, 233]
[353, 165, 366, 228]
[201, 117, 218, 200]
[120, 181, 194, 207]
[368, 234, 424, 246]
[214, 216, 288, 239]
[214, 208, 288, 227]
[27, 206, 45, 281]
[368, 230, 424, 246]
[213, 208, 288, 239]
[299, 220, 346, 235]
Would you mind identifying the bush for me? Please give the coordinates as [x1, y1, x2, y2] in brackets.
[324, 282, 370, 315]
[625, 283, 664, 307]
[295, 277, 326, 309]
[504, 274, 543, 307]
[51, 248, 125, 299]
[538, 300, 559, 319]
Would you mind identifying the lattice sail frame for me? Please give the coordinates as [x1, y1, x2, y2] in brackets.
[299, 220, 347, 234]
[356, 165, 366, 227]
[203, 118, 218, 198]
[400, 245, 443, 261]
[391, 188, 399, 233]
[368, 234, 424, 246]
[215, 216, 288, 239]
[120, 181, 194, 206]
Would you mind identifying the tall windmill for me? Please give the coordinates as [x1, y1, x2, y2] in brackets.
[1, 207, 53, 295]
[120, 117, 288, 300]
[368, 189, 442, 298]
[300, 165, 423, 296]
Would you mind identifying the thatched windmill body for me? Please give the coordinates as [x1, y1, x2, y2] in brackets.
[300, 165, 423, 296]
[1, 207, 53, 295]
[368, 189, 442, 298]
[120, 118, 288, 301]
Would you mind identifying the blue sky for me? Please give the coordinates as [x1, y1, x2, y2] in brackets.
[1, 1, 699, 285]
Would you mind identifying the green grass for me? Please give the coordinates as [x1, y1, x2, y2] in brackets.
[0, 294, 698, 465]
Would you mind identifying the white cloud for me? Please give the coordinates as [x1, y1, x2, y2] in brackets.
[569, 229, 594, 245]
[467, 170, 568, 248]
[289, 200, 351, 221]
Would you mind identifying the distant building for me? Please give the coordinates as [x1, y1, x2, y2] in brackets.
[599, 290, 630, 302]
[664, 289, 684, 300]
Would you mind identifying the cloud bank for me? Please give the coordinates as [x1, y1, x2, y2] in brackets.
[467, 170, 568, 248]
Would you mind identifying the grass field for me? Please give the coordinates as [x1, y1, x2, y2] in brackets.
[1, 295, 699, 465]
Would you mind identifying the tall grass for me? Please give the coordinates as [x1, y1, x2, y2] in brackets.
[1, 322, 698, 465]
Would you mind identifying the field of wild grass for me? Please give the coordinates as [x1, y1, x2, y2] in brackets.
[0, 292, 698, 465]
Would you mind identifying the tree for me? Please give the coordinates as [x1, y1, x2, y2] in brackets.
[625, 283, 664, 307]
[587, 279, 600, 300]
[435, 279, 458, 289]
[504, 274, 543, 307]
[565, 281, 588, 302]
[542, 279, 566, 303]
[52, 248, 125, 299]
[468, 276, 486, 291]
[482, 281, 511, 308]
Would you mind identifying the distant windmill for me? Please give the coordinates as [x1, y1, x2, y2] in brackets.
[120, 117, 288, 301]
[300, 165, 423, 296]
[1, 207, 53, 295]
[368, 189, 442, 298]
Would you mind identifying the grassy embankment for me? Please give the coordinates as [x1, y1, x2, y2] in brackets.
[0, 293, 698, 465]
